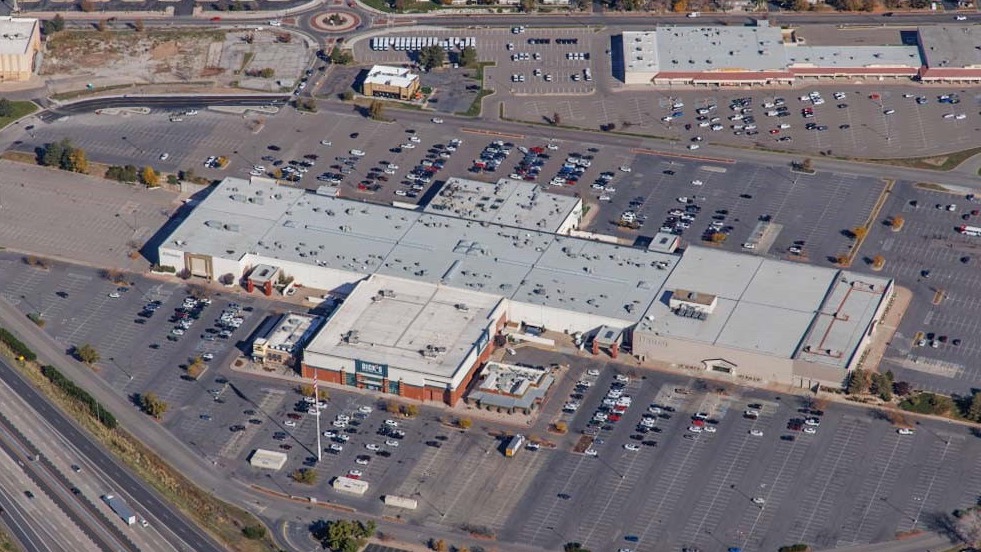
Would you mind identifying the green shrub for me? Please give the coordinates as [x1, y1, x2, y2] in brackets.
[0, 328, 37, 361]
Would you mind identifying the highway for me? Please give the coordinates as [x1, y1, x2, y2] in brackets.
[0, 355, 224, 552]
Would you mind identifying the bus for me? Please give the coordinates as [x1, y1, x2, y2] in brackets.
[504, 434, 525, 457]
[959, 225, 981, 237]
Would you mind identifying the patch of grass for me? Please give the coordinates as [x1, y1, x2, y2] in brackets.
[51, 84, 133, 101]
[358, 0, 394, 11]
[0, 527, 20, 552]
[0, 344, 278, 552]
[239, 51, 255, 74]
[1, 150, 39, 164]
[914, 182, 950, 192]
[460, 89, 493, 117]
[0, 101, 37, 131]
[457, 62, 495, 117]
[861, 147, 981, 171]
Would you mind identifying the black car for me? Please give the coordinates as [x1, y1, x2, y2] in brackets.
[426, 441, 442, 448]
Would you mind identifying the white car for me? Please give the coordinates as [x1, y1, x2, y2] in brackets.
[108, 292, 121, 298]
[943, 113, 956, 119]
[804, 417, 820, 427]
[348, 469, 363, 478]
[365, 443, 380, 451]
[202, 353, 214, 361]
[803, 426, 817, 435]
[752, 497, 766, 505]
[677, 197, 690, 203]
[703, 425, 717, 433]
[358, 405, 373, 414]
[615, 374, 629, 383]
[586, 368, 600, 377]
[336, 434, 350, 442]
[691, 180, 703, 186]
[329, 443, 343, 452]
[320, 140, 332, 146]
[688, 426, 703, 433]
[749, 429, 764, 437]
[623, 443, 641, 451]
[409, 136, 421, 143]
[356, 456, 370, 465]
[955, 114, 967, 120]
[618, 166, 632, 173]
[431, 118, 444, 124]
[647, 406, 662, 415]
[400, 143, 416, 149]
[384, 419, 399, 427]
[332, 420, 347, 428]
[584, 448, 598, 457]
[159, 153, 170, 161]
[349, 149, 366, 157]
[385, 439, 400, 447]
[322, 431, 337, 438]
[883, 109, 896, 115]
[688, 144, 700, 150]
[171, 328, 184, 336]
[284, 420, 297, 427]
[955, 15, 967, 20]
[269, 19, 282, 26]
[897, 427, 915, 435]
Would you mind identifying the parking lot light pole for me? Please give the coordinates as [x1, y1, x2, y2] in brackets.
[314, 375, 322, 463]
[107, 356, 134, 381]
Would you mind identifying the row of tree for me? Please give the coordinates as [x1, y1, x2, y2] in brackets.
[105, 164, 160, 187]
[40, 364, 118, 429]
[38, 138, 89, 174]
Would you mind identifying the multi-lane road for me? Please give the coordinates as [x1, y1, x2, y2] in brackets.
[0, 354, 224, 552]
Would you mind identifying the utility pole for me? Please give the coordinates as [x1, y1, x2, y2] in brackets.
[314, 374, 322, 462]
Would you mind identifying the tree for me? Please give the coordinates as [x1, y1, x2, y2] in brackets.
[291, 468, 317, 484]
[134, 18, 145, 31]
[40, 139, 64, 167]
[340, 90, 354, 101]
[519, 0, 536, 11]
[67, 147, 89, 174]
[554, 421, 568, 433]
[791, 0, 809, 9]
[457, 417, 473, 429]
[801, 158, 813, 172]
[44, 14, 66, 35]
[893, 380, 912, 396]
[242, 524, 267, 540]
[75, 343, 100, 364]
[432, 539, 448, 552]
[968, 391, 981, 422]
[847, 368, 871, 395]
[79, 0, 95, 11]
[952, 508, 981, 547]
[890, 215, 905, 230]
[401, 404, 419, 417]
[140, 166, 159, 187]
[329, 47, 353, 65]
[459, 46, 478, 68]
[0, 98, 13, 117]
[710, 232, 727, 243]
[313, 519, 375, 552]
[96, 20, 107, 32]
[851, 226, 868, 240]
[672, 0, 688, 11]
[140, 392, 169, 418]
[385, 400, 400, 414]
[552, 112, 561, 125]
[871, 255, 885, 269]
[186, 357, 206, 379]
[418, 45, 446, 71]
[368, 100, 385, 120]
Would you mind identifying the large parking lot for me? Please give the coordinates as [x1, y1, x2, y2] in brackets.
[581, 149, 890, 264]
[508, 84, 980, 159]
[865, 184, 981, 396]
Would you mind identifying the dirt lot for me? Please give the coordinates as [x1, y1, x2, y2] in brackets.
[42, 28, 309, 93]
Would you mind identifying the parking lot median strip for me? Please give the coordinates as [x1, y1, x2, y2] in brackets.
[461, 127, 524, 140]
[630, 148, 735, 165]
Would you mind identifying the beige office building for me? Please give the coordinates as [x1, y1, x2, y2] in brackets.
[0, 17, 40, 82]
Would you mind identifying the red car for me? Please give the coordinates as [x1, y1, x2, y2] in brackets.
[608, 414, 622, 422]
[769, 129, 780, 135]
[210, 16, 221, 21]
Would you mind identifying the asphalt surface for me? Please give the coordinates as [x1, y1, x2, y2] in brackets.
[0, 354, 224, 552]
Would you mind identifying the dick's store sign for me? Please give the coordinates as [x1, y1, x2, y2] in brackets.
[355, 360, 388, 379]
